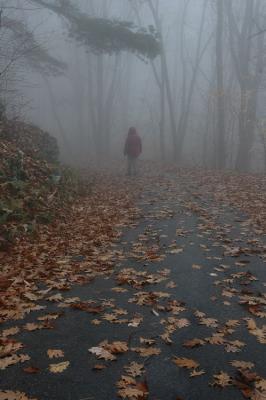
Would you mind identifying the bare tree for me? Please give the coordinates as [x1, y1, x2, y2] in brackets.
[129, 0, 166, 160]
[215, 0, 226, 168]
[226, 0, 266, 171]
[176, 0, 210, 160]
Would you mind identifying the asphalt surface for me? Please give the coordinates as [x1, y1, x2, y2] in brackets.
[1, 174, 266, 400]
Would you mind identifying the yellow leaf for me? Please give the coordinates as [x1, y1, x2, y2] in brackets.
[47, 349, 64, 359]
[49, 361, 69, 373]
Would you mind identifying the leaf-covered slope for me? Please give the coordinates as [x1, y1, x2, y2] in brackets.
[0, 120, 61, 248]
[0, 120, 59, 163]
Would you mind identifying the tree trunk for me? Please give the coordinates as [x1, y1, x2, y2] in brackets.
[87, 54, 97, 159]
[130, 0, 166, 161]
[159, 65, 166, 161]
[104, 55, 121, 157]
[147, 0, 178, 159]
[175, 0, 209, 159]
[215, 0, 226, 169]
[96, 54, 104, 159]
[42, 75, 71, 155]
[226, 0, 264, 171]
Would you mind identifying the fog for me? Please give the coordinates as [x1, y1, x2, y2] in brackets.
[1, 0, 266, 171]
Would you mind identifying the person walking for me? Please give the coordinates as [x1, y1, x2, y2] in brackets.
[124, 127, 142, 176]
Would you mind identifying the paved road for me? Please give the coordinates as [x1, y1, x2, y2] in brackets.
[1, 173, 265, 400]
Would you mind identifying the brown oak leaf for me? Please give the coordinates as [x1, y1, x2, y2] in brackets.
[131, 347, 161, 357]
[183, 338, 205, 348]
[124, 362, 144, 378]
[230, 360, 255, 370]
[212, 371, 232, 387]
[88, 346, 116, 361]
[0, 391, 37, 400]
[173, 357, 199, 370]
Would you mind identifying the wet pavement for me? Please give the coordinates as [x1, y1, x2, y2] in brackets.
[1, 174, 266, 400]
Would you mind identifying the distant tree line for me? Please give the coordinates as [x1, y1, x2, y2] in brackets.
[1, 0, 266, 172]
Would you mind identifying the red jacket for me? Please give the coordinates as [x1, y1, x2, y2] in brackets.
[124, 128, 142, 158]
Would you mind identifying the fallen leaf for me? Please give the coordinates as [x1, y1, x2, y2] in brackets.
[124, 362, 144, 378]
[92, 364, 107, 371]
[131, 347, 161, 357]
[91, 319, 101, 325]
[166, 281, 177, 288]
[246, 318, 257, 331]
[47, 349, 64, 359]
[256, 380, 266, 392]
[1, 327, 20, 337]
[169, 248, 183, 254]
[71, 302, 103, 314]
[117, 375, 136, 388]
[37, 313, 61, 321]
[212, 371, 232, 387]
[0, 341, 23, 357]
[111, 287, 128, 293]
[46, 293, 64, 302]
[160, 332, 173, 344]
[173, 357, 199, 370]
[230, 360, 255, 370]
[0, 354, 30, 370]
[139, 338, 156, 346]
[199, 317, 218, 328]
[88, 346, 116, 361]
[49, 361, 69, 373]
[0, 391, 37, 400]
[226, 320, 240, 328]
[206, 335, 225, 345]
[183, 338, 205, 348]
[251, 390, 266, 400]
[225, 344, 241, 353]
[190, 369, 206, 377]
[128, 315, 143, 327]
[117, 387, 146, 399]
[23, 366, 40, 374]
[23, 323, 41, 332]
[192, 264, 202, 270]
[105, 341, 128, 354]
[176, 318, 190, 328]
